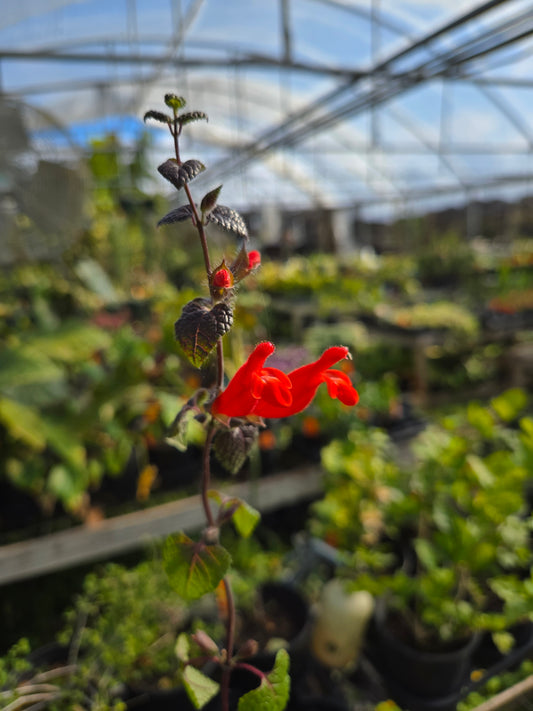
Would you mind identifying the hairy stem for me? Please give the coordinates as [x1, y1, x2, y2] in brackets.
[170, 121, 211, 274]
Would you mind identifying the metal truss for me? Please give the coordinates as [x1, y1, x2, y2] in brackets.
[1, 0, 532, 211]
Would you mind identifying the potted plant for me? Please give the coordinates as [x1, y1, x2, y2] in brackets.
[310, 389, 533, 706]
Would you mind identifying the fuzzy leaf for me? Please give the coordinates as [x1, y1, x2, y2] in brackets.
[163, 532, 231, 601]
[201, 185, 222, 216]
[238, 648, 290, 711]
[208, 205, 249, 241]
[143, 110, 172, 125]
[182, 665, 220, 709]
[179, 111, 209, 126]
[175, 298, 233, 368]
[165, 94, 187, 110]
[158, 159, 205, 190]
[213, 423, 258, 475]
[158, 204, 194, 227]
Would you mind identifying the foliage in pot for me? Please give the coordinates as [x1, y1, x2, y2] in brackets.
[311, 389, 533, 658]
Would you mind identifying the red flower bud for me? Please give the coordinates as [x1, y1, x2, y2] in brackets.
[212, 268, 233, 288]
[247, 250, 261, 270]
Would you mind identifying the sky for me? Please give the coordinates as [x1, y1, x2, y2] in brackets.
[0, 0, 532, 216]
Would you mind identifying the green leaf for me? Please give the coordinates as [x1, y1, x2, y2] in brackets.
[209, 491, 261, 538]
[232, 499, 261, 538]
[0, 397, 46, 450]
[174, 298, 233, 368]
[491, 388, 528, 423]
[163, 533, 231, 601]
[47, 464, 89, 510]
[164, 94, 186, 111]
[466, 454, 494, 487]
[238, 648, 290, 711]
[182, 665, 220, 709]
[414, 538, 438, 571]
[175, 632, 190, 663]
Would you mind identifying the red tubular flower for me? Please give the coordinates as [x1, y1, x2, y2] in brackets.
[211, 342, 292, 418]
[211, 342, 359, 420]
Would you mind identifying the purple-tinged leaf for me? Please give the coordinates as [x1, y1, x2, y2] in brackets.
[143, 110, 172, 125]
[157, 204, 194, 227]
[178, 111, 209, 126]
[158, 159, 205, 190]
[208, 205, 249, 241]
[174, 298, 233, 368]
[213, 422, 259, 475]
[201, 185, 222, 216]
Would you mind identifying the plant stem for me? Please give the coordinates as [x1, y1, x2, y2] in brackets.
[201, 423, 217, 528]
[170, 121, 211, 275]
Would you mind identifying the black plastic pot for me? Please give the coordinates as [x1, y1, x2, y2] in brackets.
[372, 600, 480, 703]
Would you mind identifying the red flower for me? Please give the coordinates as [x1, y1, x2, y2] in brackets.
[211, 342, 358, 420]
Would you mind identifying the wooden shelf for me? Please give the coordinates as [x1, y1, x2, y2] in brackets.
[0, 467, 323, 586]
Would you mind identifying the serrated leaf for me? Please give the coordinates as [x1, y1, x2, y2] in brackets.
[163, 532, 231, 601]
[201, 186, 222, 216]
[238, 648, 290, 711]
[175, 298, 233, 368]
[165, 94, 187, 110]
[178, 111, 209, 126]
[182, 665, 220, 709]
[213, 423, 258, 475]
[143, 110, 172, 125]
[158, 159, 205, 190]
[158, 204, 195, 227]
[208, 205, 249, 241]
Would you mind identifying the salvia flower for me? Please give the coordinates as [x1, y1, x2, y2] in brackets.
[211, 342, 358, 420]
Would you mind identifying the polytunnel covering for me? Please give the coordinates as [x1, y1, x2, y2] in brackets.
[0, 0, 532, 222]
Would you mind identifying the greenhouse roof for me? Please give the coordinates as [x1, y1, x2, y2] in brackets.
[1, 0, 533, 218]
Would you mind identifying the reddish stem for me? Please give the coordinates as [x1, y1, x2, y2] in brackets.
[201, 424, 216, 528]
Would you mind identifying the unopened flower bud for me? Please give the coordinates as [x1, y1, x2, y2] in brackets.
[237, 638, 259, 659]
[247, 250, 261, 270]
[212, 268, 233, 288]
